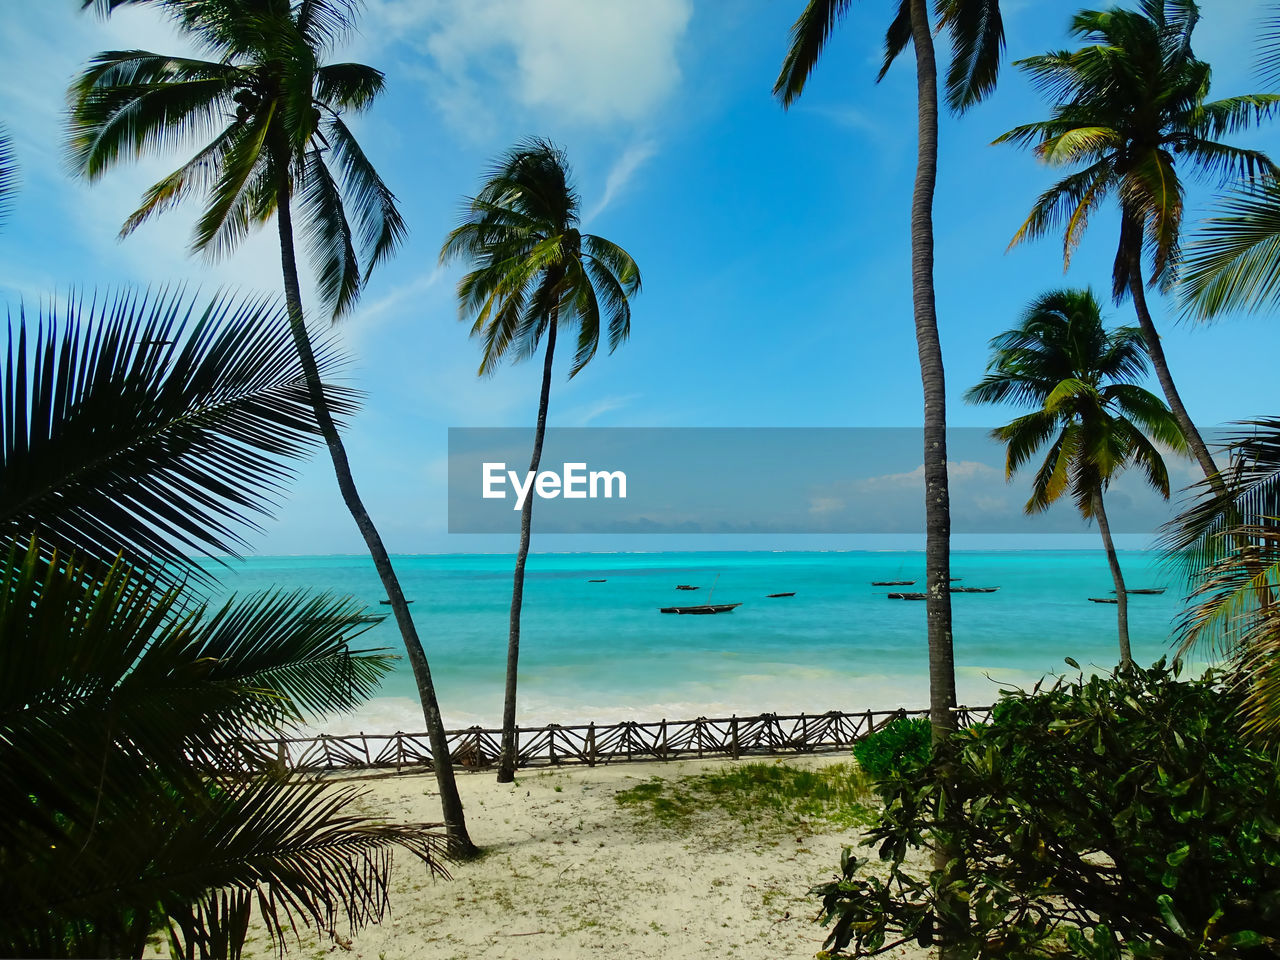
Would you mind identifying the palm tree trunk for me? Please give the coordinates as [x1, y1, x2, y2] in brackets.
[906, 1, 964, 955]
[272, 155, 477, 857]
[1122, 224, 1223, 494]
[1094, 485, 1132, 666]
[496, 319, 558, 783]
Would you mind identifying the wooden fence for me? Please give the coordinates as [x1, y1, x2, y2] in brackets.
[214, 705, 994, 775]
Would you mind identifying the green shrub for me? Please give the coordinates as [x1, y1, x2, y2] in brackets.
[816, 660, 1280, 958]
[852, 715, 931, 781]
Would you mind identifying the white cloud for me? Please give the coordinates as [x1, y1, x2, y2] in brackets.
[564, 392, 641, 426]
[584, 140, 657, 223]
[365, 0, 692, 137]
[860, 460, 1001, 490]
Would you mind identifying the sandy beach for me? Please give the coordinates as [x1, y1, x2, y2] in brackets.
[238, 754, 929, 960]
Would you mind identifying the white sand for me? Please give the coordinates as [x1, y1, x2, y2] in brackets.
[245, 754, 932, 960]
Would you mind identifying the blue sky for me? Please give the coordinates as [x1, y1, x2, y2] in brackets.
[1, 0, 1276, 554]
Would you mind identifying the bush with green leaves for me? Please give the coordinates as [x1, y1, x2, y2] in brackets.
[0, 292, 448, 959]
[852, 715, 932, 781]
[816, 660, 1280, 958]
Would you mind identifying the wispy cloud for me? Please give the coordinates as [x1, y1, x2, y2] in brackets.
[364, 0, 691, 139]
[584, 141, 658, 224]
[563, 393, 642, 426]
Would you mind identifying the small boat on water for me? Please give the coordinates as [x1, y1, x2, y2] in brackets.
[951, 586, 999, 594]
[379, 599, 414, 604]
[949, 578, 963, 582]
[888, 592, 928, 601]
[660, 603, 743, 615]
[675, 584, 699, 590]
[872, 579, 916, 586]
[1088, 597, 1119, 604]
[766, 592, 796, 598]
[1112, 588, 1166, 595]
[587, 579, 607, 583]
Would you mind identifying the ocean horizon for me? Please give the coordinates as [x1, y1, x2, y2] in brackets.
[203, 549, 1191, 735]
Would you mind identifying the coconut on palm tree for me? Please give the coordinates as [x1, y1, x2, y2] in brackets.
[968, 289, 1187, 664]
[441, 138, 641, 784]
[67, 0, 476, 853]
[996, 0, 1280, 491]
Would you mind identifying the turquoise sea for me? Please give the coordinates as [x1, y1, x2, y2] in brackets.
[206, 551, 1191, 735]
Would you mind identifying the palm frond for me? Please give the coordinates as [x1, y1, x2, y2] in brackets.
[936, 0, 1005, 114]
[326, 117, 406, 288]
[0, 289, 357, 577]
[1180, 180, 1280, 320]
[120, 126, 237, 237]
[0, 125, 17, 228]
[772, 0, 857, 107]
[191, 106, 276, 259]
[68, 51, 239, 180]
[298, 148, 361, 319]
[315, 62, 385, 111]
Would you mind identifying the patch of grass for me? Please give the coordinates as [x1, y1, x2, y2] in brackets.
[614, 761, 874, 833]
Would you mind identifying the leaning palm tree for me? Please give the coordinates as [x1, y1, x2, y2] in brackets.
[968, 289, 1186, 665]
[776, 5, 1006, 949]
[0, 290, 448, 958]
[441, 139, 641, 784]
[68, 0, 475, 853]
[996, 0, 1280, 492]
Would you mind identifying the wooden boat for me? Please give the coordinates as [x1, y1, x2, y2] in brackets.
[587, 579, 607, 583]
[949, 578, 963, 582]
[951, 586, 999, 594]
[872, 579, 916, 586]
[888, 592, 928, 600]
[1112, 588, 1166, 595]
[660, 603, 743, 615]
[379, 599, 414, 604]
[766, 592, 796, 598]
[675, 584, 700, 590]
[1088, 597, 1119, 604]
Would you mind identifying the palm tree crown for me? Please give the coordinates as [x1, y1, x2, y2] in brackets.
[967, 289, 1185, 516]
[996, 0, 1280, 299]
[774, 0, 1005, 114]
[441, 138, 641, 377]
[68, 0, 404, 319]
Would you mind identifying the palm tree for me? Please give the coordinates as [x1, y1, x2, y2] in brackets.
[67, 0, 476, 853]
[1167, 419, 1280, 745]
[996, 0, 1280, 492]
[0, 290, 448, 958]
[774, 0, 1006, 752]
[775, 5, 1005, 949]
[441, 139, 641, 784]
[967, 289, 1186, 664]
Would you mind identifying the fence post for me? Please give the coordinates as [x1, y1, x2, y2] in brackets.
[549, 724, 558, 766]
[730, 715, 740, 760]
[660, 719, 668, 760]
[395, 732, 404, 774]
[586, 722, 597, 766]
